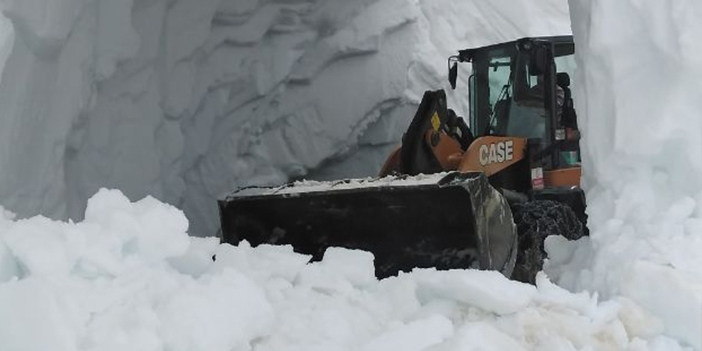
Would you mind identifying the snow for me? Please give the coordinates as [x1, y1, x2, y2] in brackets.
[230, 172, 453, 197]
[0, 0, 700, 350]
[540, 0, 702, 349]
[0, 0, 570, 237]
[0, 190, 689, 351]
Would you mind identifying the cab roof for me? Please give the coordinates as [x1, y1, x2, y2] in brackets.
[458, 35, 574, 62]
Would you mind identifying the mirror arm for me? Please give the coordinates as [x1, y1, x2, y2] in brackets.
[448, 55, 459, 90]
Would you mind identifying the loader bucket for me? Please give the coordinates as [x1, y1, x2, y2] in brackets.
[218, 172, 516, 279]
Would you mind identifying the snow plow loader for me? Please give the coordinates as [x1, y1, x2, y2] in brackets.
[219, 36, 586, 283]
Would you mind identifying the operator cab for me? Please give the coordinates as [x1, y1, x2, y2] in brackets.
[449, 36, 579, 172]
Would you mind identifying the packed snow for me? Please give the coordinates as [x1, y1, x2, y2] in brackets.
[0, 190, 688, 350]
[541, 0, 702, 348]
[0, 0, 701, 350]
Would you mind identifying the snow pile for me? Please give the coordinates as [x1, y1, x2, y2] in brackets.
[0, 190, 687, 350]
[0, 0, 570, 236]
[543, 0, 702, 349]
[232, 172, 452, 197]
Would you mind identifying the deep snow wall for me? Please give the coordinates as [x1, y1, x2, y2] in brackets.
[0, 0, 570, 236]
[558, 0, 702, 348]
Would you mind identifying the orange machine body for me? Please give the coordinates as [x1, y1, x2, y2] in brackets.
[380, 133, 581, 189]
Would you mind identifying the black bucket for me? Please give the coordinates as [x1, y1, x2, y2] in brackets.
[219, 172, 516, 278]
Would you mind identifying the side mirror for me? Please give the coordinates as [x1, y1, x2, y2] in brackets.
[448, 57, 459, 90]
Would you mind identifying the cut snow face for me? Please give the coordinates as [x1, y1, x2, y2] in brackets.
[0, 0, 571, 237]
[0, 189, 689, 350]
[541, 0, 702, 349]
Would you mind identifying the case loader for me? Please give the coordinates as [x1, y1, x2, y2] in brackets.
[219, 36, 586, 283]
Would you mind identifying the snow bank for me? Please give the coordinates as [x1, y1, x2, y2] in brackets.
[0, 190, 687, 350]
[0, 0, 570, 236]
[543, 0, 702, 349]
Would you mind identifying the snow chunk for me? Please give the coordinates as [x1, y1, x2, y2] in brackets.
[83, 188, 191, 264]
[412, 269, 537, 315]
[296, 247, 376, 294]
[430, 322, 525, 351]
[158, 270, 274, 351]
[359, 314, 453, 351]
[621, 260, 702, 349]
[212, 241, 311, 283]
[0, 279, 77, 351]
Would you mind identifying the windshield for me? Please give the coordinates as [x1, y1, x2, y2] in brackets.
[497, 52, 576, 140]
[469, 41, 575, 142]
[485, 53, 547, 140]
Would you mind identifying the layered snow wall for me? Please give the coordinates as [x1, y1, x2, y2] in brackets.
[544, 0, 702, 348]
[0, 0, 571, 236]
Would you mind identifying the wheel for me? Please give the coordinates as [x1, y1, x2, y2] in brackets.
[510, 200, 584, 284]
